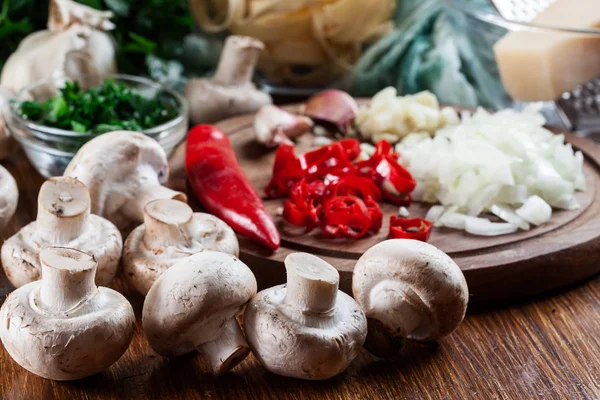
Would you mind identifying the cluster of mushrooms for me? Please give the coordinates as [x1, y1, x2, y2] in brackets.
[0, 130, 469, 381]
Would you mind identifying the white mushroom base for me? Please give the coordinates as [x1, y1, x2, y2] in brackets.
[1, 216, 122, 288]
[244, 284, 367, 380]
[0, 282, 134, 380]
[123, 210, 238, 295]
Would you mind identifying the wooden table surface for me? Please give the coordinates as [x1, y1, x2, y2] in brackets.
[1, 149, 600, 400]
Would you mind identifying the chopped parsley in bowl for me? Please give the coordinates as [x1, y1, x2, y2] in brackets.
[7, 74, 188, 178]
[19, 79, 179, 134]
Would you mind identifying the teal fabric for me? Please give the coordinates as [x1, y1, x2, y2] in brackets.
[347, 0, 509, 109]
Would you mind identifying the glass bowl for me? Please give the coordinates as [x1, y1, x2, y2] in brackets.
[443, 0, 600, 132]
[6, 74, 188, 178]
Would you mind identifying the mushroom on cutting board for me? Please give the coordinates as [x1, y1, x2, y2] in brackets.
[0, 247, 135, 380]
[185, 35, 272, 125]
[142, 251, 257, 376]
[123, 198, 239, 296]
[353, 239, 469, 357]
[1, 176, 121, 288]
[64, 130, 186, 231]
[244, 252, 367, 380]
[0, 164, 18, 229]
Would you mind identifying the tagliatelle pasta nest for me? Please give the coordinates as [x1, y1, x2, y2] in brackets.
[188, 0, 395, 86]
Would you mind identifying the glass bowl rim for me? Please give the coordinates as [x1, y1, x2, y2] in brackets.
[9, 73, 188, 139]
[443, 0, 600, 35]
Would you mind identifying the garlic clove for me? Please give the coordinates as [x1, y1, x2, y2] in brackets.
[254, 105, 313, 147]
[303, 89, 358, 134]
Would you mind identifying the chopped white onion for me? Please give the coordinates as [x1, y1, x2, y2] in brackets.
[398, 206, 410, 217]
[396, 104, 585, 235]
[516, 196, 552, 226]
[490, 204, 530, 230]
[465, 217, 518, 236]
[438, 212, 469, 230]
[425, 205, 445, 223]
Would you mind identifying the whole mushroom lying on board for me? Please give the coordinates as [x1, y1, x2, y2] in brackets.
[0, 247, 135, 380]
[353, 239, 469, 357]
[123, 198, 239, 296]
[64, 130, 186, 231]
[1, 176, 121, 288]
[185, 35, 272, 126]
[0, 164, 18, 230]
[169, 35, 273, 181]
[143, 251, 257, 375]
[244, 252, 367, 380]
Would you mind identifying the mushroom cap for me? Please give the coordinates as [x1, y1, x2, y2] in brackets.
[0, 256, 134, 380]
[352, 239, 469, 344]
[142, 251, 257, 356]
[244, 285, 367, 380]
[64, 130, 185, 230]
[123, 202, 239, 295]
[1, 217, 121, 288]
[1, 177, 121, 288]
[0, 164, 18, 229]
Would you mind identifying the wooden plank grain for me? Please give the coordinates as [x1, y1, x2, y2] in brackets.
[1, 148, 600, 399]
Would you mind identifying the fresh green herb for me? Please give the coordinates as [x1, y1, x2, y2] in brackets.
[19, 79, 178, 133]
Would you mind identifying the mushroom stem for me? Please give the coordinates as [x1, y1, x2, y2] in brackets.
[38, 247, 98, 312]
[37, 177, 90, 244]
[283, 253, 339, 315]
[121, 170, 186, 222]
[199, 318, 250, 376]
[142, 199, 193, 249]
[369, 280, 424, 337]
[213, 36, 264, 86]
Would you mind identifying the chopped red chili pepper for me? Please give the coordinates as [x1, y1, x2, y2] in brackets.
[389, 216, 433, 242]
[321, 196, 372, 239]
[300, 140, 358, 181]
[266, 139, 361, 198]
[365, 198, 383, 232]
[267, 139, 418, 240]
[357, 140, 416, 205]
[282, 179, 324, 231]
[325, 173, 381, 202]
[265, 144, 304, 198]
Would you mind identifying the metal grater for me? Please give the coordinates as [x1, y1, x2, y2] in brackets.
[491, 0, 600, 132]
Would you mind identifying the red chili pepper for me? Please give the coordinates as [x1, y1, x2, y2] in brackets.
[321, 196, 372, 239]
[265, 144, 304, 198]
[388, 216, 432, 242]
[282, 180, 324, 231]
[186, 125, 280, 250]
[357, 140, 416, 206]
[300, 140, 358, 181]
[325, 173, 381, 202]
[365, 198, 383, 232]
[266, 140, 360, 198]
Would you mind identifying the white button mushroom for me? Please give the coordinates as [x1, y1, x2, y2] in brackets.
[1, 176, 121, 288]
[244, 252, 367, 380]
[142, 251, 257, 376]
[64, 130, 186, 231]
[123, 198, 239, 296]
[0, 247, 135, 380]
[0, 164, 18, 229]
[185, 35, 272, 125]
[352, 239, 469, 357]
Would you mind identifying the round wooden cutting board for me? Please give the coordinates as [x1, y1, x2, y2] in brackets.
[207, 105, 600, 303]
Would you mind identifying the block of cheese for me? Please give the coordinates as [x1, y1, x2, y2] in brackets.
[494, 0, 600, 102]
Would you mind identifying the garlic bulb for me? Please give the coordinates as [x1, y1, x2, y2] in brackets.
[0, 0, 117, 93]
